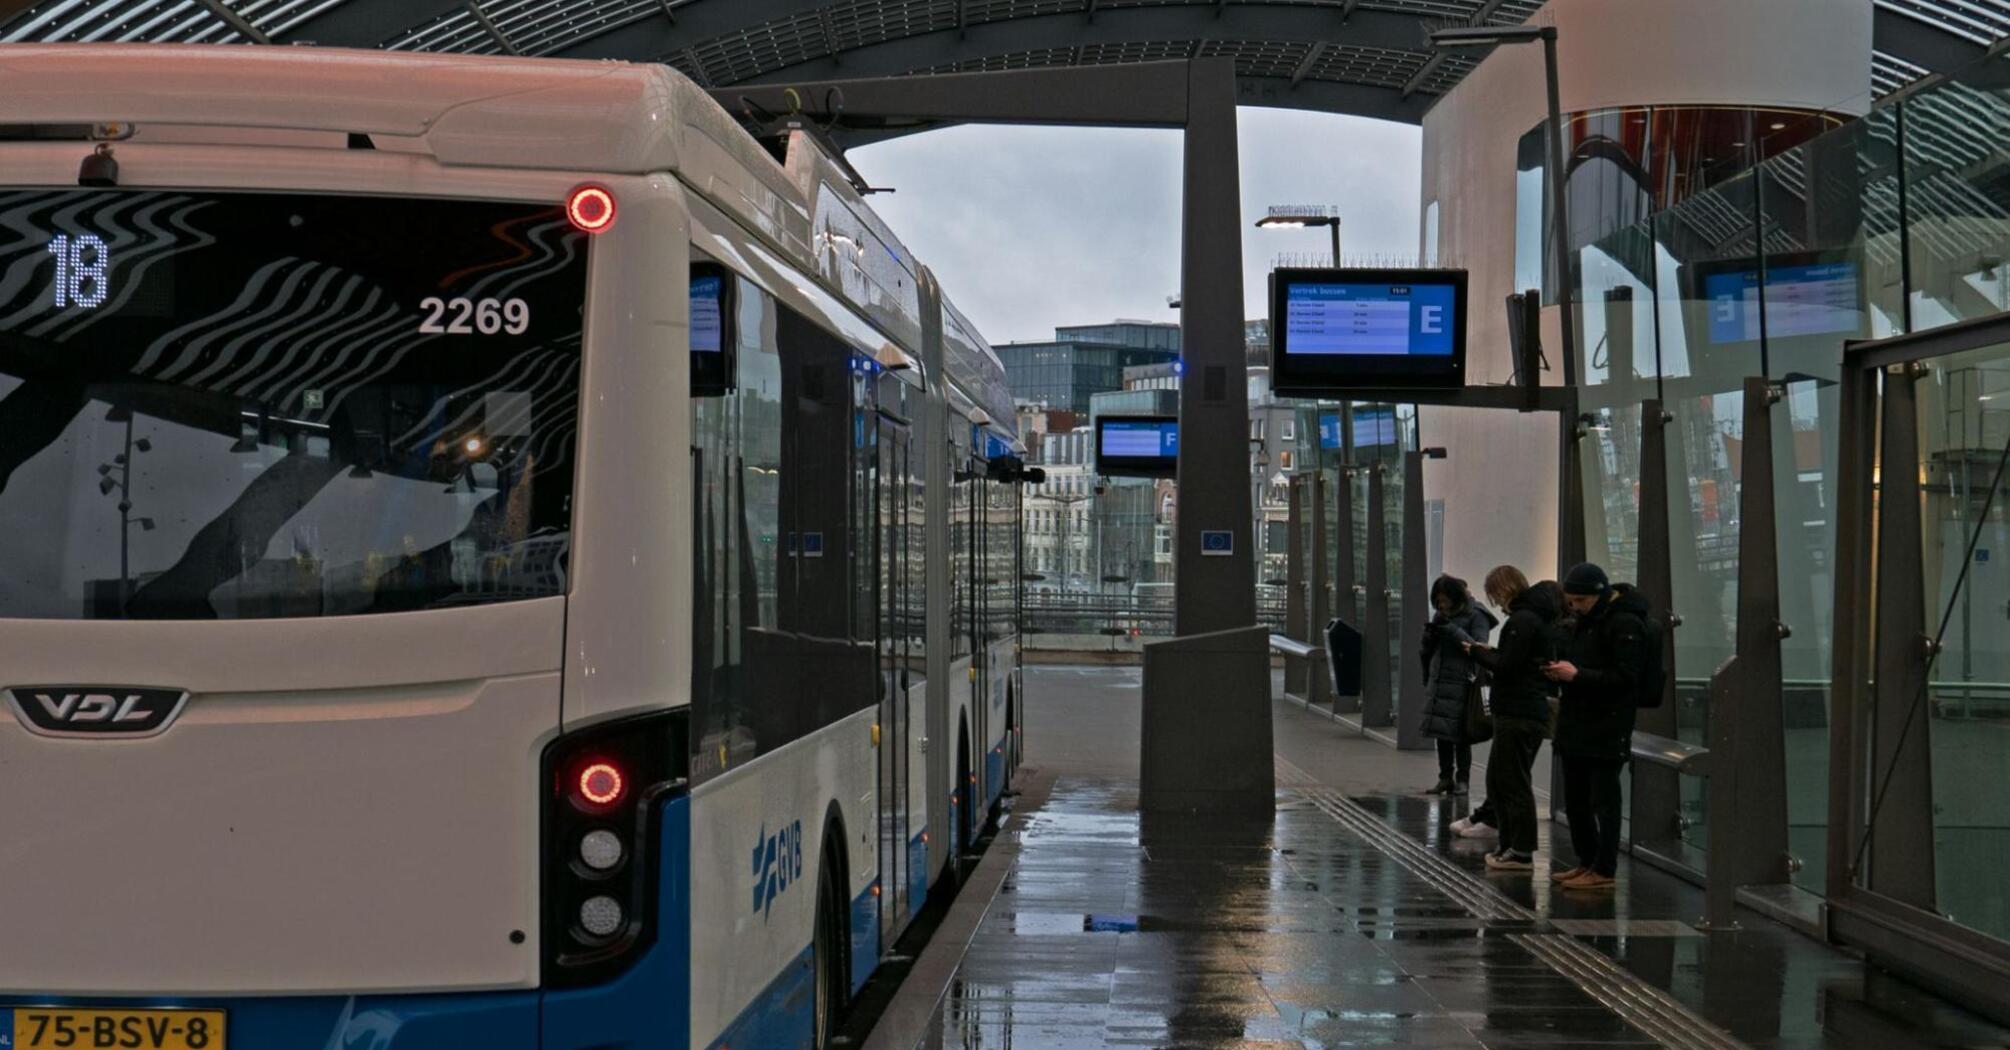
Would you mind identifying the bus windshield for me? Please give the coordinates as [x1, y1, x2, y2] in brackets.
[0, 189, 588, 620]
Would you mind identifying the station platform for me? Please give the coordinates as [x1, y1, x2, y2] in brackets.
[857, 666, 2010, 1050]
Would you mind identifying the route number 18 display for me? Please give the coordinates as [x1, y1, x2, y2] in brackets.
[47, 233, 110, 309]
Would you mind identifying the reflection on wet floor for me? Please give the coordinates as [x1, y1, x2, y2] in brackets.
[910, 778, 2010, 1050]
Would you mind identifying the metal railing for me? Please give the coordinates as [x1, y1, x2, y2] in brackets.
[1021, 593, 1288, 645]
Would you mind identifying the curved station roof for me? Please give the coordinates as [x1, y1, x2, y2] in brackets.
[1, 0, 2004, 125]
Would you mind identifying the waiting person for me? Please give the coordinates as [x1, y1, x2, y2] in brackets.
[1462, 568, 1562, 871]
[1419, 574, 1496, 796]
[1544, 562, 1650, 890]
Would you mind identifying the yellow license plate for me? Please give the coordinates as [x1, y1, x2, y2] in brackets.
[10, 1008, 225, 1050]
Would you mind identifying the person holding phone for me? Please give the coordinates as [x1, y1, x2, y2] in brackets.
[1544, 562, 1650, 890]
[1462, 567, 1561, 872]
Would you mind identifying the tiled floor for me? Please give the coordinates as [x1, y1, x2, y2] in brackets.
[886, 667, 2010, 1050]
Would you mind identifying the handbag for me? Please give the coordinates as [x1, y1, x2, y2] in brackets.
[1462, 672, 1494, 744]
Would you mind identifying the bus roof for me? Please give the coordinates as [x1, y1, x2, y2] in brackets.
[0, 44, 704, 174]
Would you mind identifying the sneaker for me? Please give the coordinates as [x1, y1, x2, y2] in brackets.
[1550, 865, 1588, 884]
[1452, 780, 1470, 796]
[1424, 778, 1456, 795]
[1453, 818, 1498, 839]
[1562, 871, 1616, 890]
[1485, 850, 1534, 871]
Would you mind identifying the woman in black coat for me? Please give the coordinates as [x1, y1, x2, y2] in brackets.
[1465, 568, 1564, 870]
[1419, 574, 1496, 795]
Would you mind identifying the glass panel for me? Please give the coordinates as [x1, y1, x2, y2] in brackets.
[1915, 341, 2010, 942]
[1655, 168, 1767, 859]
[1753, 107, 1903, 891]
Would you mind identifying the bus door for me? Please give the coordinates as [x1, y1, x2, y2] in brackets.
[969, 468, 989, 811]
[875, 405, 912, 942]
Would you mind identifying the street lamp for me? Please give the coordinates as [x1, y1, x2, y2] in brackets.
[1255, 207, 1342, 269]
[1428, 23, 1575, 389]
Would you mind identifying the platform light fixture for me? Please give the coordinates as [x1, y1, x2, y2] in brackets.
[1427, 22, 1576, 392]
[1255, 206, 1341, 268]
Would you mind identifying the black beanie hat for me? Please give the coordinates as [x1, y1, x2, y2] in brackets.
[1563, 562, 1609, 596]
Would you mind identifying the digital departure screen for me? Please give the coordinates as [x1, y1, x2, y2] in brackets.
[1095, 415, 1178, 477]
[1318, 411, 1342, 450]
[689, 262, 735, 396]
[1315, 406, 1398, 451]
[691, 273, 724, 353]
[1285, 283, 1456, 356]
[1271, 268, 1467, 393]
[1699, 260, 1861, 345]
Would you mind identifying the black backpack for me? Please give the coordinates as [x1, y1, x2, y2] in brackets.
[1635, 612, 1668, 708]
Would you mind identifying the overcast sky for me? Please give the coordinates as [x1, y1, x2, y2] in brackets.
[850, 107, 1423, 346]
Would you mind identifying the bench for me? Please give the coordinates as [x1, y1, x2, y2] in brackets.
[1630, 731, 1708, 776]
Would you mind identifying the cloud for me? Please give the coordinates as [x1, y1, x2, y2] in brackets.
[851, 109, 1422, 347]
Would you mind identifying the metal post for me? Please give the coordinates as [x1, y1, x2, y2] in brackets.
[1328, 223, 1341, 269]
[1335, 463, 1362, 713]
[1285, 477, 1307, 697]
[1630, 399, 1681, 850]
[1310, 470, 1332, 708]
[1395, 450, 1432, 749]
[1700, 377, 1793, 930]
[1558, 390, 1585, 573]
[1866, 364, 1937, 909]
[1827, 360, 1878, 907]
[1360, 463, 1393, 729]
[1542, 29, 1576, 391]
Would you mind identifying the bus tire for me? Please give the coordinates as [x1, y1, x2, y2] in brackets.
[812, 856, 844, 1049]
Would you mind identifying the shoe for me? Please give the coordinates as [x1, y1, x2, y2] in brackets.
[1485, 851, 1534, 871]
[1562, 871, 1616, 890]
[1452, 780, 1470, 796]
[1425, 778, 1456, 795]
[1449, 817, 1497, 839]
[1550, 865, 1588, 884]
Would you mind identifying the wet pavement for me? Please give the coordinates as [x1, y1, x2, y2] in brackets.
[877, 667, 2010, 1050]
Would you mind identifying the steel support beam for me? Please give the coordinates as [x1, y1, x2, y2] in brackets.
[713, 61, 1190, 128]
[1393, 449, 1431, 750]
[1872, 7, 1989, 80]
[1866, 363, 1938, 910]
[1360, 462, 1392, 729]
[1700, 377, 1792, 930]
[461, 0, 519, 54]
[1141, 58, 1269, 814]
[1171, 57, 1256, 638]
[193, 0, 271, 42]
[1629, 399, 1682, 849]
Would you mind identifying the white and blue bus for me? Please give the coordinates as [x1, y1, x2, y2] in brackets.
[0, 44, 1024, 1050]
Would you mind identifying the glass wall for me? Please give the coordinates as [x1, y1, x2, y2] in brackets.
[1571, 51, 2010, 929]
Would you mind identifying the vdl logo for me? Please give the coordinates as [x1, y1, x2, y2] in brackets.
[6, 687, 188, 738]
[750, 819, 805, 920]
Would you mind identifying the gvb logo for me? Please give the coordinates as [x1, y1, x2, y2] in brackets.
[749, 819, 805, 921]
[6, 687, 188, 738]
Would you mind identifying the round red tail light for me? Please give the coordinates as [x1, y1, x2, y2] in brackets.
[566, 185, 616, 233]
[578, 762, 625, 806]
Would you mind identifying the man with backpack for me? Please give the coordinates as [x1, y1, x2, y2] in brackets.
[1543, 562, 1655, 890]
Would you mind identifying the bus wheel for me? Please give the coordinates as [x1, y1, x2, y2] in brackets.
[812, 862, 842, 1049]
